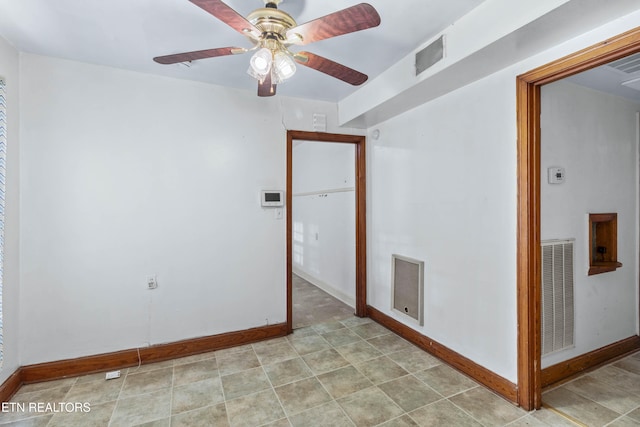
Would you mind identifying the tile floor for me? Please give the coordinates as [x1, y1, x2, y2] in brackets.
[541, 351, 640, 426]
[292, 274, 354, 329]
[1, 278, 639, 426]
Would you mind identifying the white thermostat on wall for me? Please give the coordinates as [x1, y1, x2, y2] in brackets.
[261, 190, 284, 207]
[547, 167, 565, 184]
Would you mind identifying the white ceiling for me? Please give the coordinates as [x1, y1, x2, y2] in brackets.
[0, 0, 486, 102]
[567, 53, 640, 104]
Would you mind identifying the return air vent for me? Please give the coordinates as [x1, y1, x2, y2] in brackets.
[541, 240, 575, 356]
[391, 254, 424, 326]
[416, 35, 444, 76]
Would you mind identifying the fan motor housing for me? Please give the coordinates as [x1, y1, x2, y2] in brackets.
[247, 8, 296, 40]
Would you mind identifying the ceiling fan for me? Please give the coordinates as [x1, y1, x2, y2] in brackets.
[153, 0, 381, 97]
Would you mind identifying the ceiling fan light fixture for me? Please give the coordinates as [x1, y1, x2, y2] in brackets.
[273, 50, 296, 82]
[249, 47, 272, 76]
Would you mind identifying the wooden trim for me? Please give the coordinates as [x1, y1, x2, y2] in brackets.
[542, 336, 640, 388]
[367, 306, 518, 404]
[20, 323, 287, 384]
[516, 25, 640, 410]
[286, 130, 367, 333]
[0, 369, 23, 403]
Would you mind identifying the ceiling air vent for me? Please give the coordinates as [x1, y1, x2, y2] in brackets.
[416, 35, 445, 76]
[608, 52, 640, 74]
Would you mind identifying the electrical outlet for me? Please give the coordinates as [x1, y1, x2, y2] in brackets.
[147, 275, 158, 290]
[105, 370, 121, 380]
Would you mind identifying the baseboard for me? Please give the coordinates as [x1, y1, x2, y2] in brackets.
[19, 322, 288, 385]
[0, 369, 23, 403]
[293, 269, 355, 308]
[541, 335, 640, 388]
[367, 305, 518, 405]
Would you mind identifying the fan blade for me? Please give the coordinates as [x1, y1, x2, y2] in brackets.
[258, 73, 277, 97]
[153, 47, 246, 65]
[189, 0, 261, 39]
[286, 3, 380, 46]
[294, 52, 368, 86]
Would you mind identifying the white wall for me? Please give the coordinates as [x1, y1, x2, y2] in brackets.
[540, 80, 639, 367]
[367, 9, 640, 383]
[17, 53, 357, 365]
[0, 36, 21, 384]
[292, 142, 355, 306]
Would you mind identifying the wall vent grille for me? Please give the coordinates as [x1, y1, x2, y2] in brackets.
[541, 239, 575, 356]
[415, 36, 444, 76]
[391, 254, 424, 326]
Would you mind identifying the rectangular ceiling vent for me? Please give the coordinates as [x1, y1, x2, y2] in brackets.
[416, 35, 445, 76]
[391, 254, 424, 326]
[608, 52, 640, 74]
[541, 239, 575, 356]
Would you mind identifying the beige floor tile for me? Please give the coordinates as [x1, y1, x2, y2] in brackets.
[171, 377, 224, 414]
[263, 357, 313, 387]
[136, 417, 171, 426]
[504, 414, 549, 427]
[4, 386, 73, 423]
[317, 365, 373, 399]
[75, 369, 129, 384]
[414, 364, 478, 397]
[351, 322, 391, 339]
[615, 357, 640, 376]
[409, 399, 482, 427]
[225, 389, 285, 427]
[628, 407, 640, 422]
[288, 326, 317, 338]
[170, 403, 229, 427]
[563, 376, 640, 414]
[120, 367, 173, 398]
[367, 334, 414, 354]
[46, 401, 115, 427]
[542, 387, 619, 426]
[292, 275, 354, 329]
[338, 386, 404, 427]
[335, 340, 383, 365]
[221, 367, 271, 400]
[64, 376, 124, 405]
[387, 349, 441, 373]
[172, 358, 219, 387]
[288, 335, 331, 355]
[0, 414, 53, 426]
[340, 316, 372, 328]
[127, 359, 174, 375]
[172, 351, 216, 366]
[215, 344, 253, 358]
[253, 341, 298, 366]
[302, 349, 350, 374]
[288, 401, 352, 427]
[356, 356, 409, 385]
[216, 348, 260, 376]
[263, 418, 291, 427]
[378, 414, 419, 426]
[608, 416, 640, 426]
[110, 389, 171, 427]
[321, 328, 362, 347]
[530, 407, 577, 427]
[589, 365, 640, 396]
[450, 387, 526, 427]
[312, 321, 346, 334]
[274, 377, 332, 415]
[14, 378, 77, 395]
[378, 375, 441, 412]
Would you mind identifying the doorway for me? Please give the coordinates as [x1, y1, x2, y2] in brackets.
[516, 26, 640, 410]
[286, 130, 367, 334]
